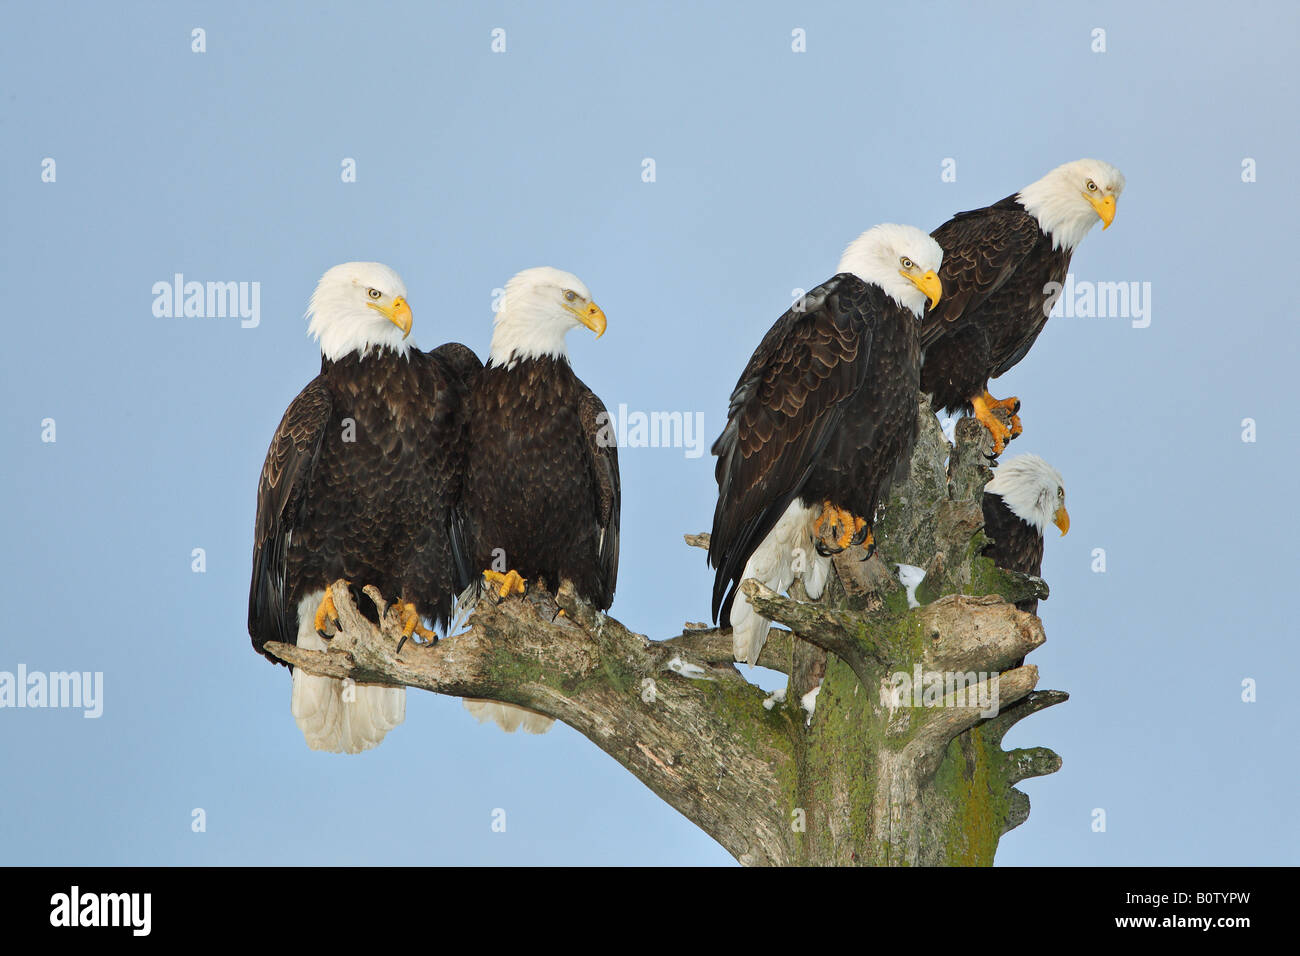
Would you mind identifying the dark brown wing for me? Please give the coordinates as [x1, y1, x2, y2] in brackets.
[248, 378, 332, 664]
[429, 341, 483, 385]
[709, 275, 872, 621]
[920, 198, 1041, 351]
[429, 342, 484, 595]
[579, 384, 620, 609]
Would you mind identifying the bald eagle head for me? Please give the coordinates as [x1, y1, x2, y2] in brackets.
[306, 262, 413, 362]
[985, 453, 1070, 537]
[488, 266, 607, 368]
[1017, 158, 1126, 251]
[837, 224, 944, 317]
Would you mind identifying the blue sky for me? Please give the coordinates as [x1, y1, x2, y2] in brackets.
[1, 0, 1296, 865]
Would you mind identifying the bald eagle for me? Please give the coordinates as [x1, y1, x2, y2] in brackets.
[981, 453, 1069, 617]
[709, 224, 944, 665]
[459, 267, 619, 734]
[920, 158, 1125, 453]
[248, 262, 480, 753]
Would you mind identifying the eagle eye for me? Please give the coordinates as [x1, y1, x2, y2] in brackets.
[564, 290, 578, 302]
[367, 288, 382, 300]
[900, 257, 914, 270]
[1086, 179, 1098, 192]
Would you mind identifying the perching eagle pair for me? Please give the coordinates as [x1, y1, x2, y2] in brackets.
[709, 159, 1120, 662]
[247, 263, 618, 752]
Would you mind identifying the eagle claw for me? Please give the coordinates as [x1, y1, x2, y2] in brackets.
[849, 524, 875, 561]
[483, 569, 527, 599]
[394, 600, 440, 653]
[313, 590, 340, 641]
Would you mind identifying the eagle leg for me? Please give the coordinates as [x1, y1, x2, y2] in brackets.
[395, 600, 439, 652]
[970, 393, 1013, 456]
[983, 390, 1023, 443]
[483, 569, 527, 598]
[814, 502, 867, 556]
[313, 590, 340, 640]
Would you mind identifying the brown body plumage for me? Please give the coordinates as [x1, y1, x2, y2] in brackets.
[248, 343, 480, 664]
[920, 196, 1071, 415]
[980, 490, 1046, 616]
[461, 355, 619, 609]
[709, 275, 921, 626]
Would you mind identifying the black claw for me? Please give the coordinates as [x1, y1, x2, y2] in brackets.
[850, 524, 872, 548]
[1010, 399, 1021, 414]
[316, 628, 332, 641]
[395, 634, 409, 655]
[815, 540, 843, 557]
[859, 542, 877, 563]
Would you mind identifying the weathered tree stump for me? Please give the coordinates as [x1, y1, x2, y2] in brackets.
[266, 396, 1066, 865]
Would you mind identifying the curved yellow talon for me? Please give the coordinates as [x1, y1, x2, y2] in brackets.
[983, 391, 1023, 443]
[1008, 413, 1023, 441]
[814, 502, 870, 552]
[970, 393, 1012, 456]
[395, 600, 439, 643]
[313, 590, 339, 638]
[483, 569, 526, 598]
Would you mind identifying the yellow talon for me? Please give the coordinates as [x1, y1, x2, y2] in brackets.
[984, 390, 1020, 415]
[970, 393, 1012, 455]
[849, 516, 870, 551]
[313, 590, 339, 638]
[814, 502, 870, 552]
[396, 600, 439, 643]
[483, 569, 526, 598]
[982, 391, 1022, 443]
[857, 524, 874, 552]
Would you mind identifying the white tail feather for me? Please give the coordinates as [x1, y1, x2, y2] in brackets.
[454, 581, 554, 734]
[447, 581, 479, 635]
[290, 593, 405, 753]
[463, 699, 555, 734]
[729, 501, 830, 666]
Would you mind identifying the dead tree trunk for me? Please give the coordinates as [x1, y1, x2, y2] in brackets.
[265, 396, 1066, 865]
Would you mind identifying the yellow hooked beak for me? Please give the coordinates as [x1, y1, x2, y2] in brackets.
[1053, 505, 1070, 537]
[902, 269, 943, 309]
[1087, 193, 1116, 229]
[368, 295, 413, 338]
[574, 301, 607, 339]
